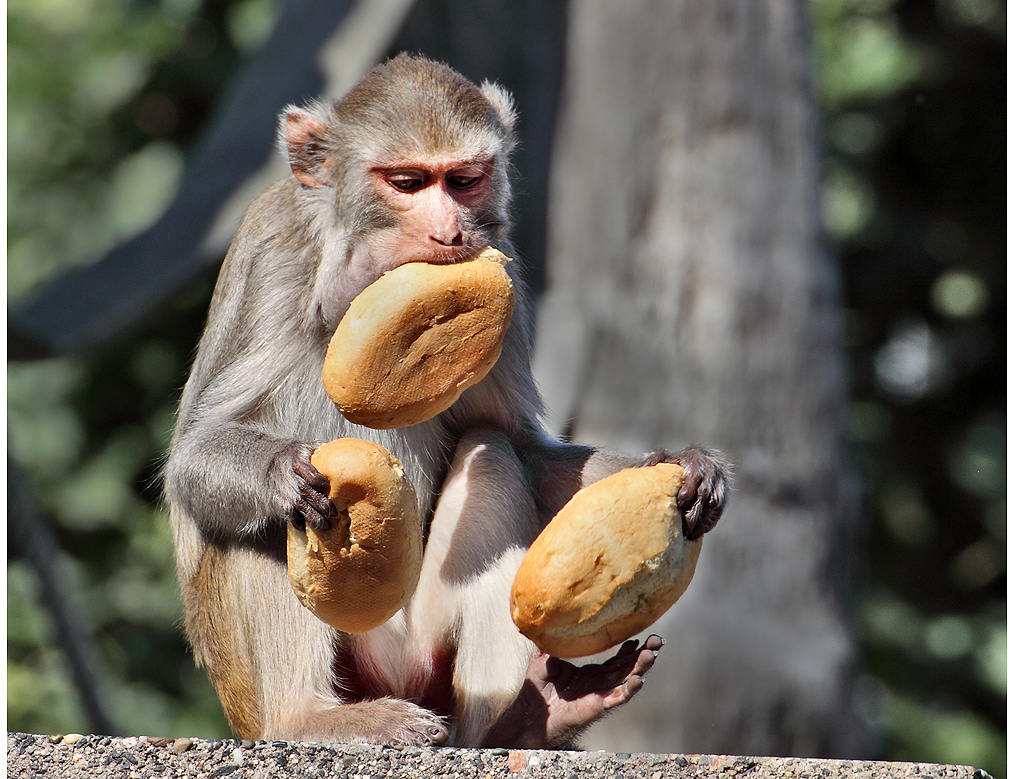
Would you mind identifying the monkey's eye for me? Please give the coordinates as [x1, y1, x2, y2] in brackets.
[446, 173, 483, 190]
[386, 174, 425, 193]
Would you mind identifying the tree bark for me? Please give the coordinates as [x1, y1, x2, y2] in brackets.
[535, 0, 866, 757]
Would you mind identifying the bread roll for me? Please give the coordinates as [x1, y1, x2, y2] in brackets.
[322, 248, 515, 429]
[510, 463, 702, 658]
[286, 438, 422, 633]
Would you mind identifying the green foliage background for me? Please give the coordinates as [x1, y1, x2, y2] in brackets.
[7, 0, 1005, 774]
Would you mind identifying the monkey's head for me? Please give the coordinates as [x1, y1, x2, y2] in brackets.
[279, 54, 518, 270]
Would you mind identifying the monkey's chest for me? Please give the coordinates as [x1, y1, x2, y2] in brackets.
[332, 638, 456, 718]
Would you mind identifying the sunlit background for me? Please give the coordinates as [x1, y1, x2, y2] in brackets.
[7, 0, 1005, 775]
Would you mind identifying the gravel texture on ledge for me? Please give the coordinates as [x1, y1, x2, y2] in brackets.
[6, 732, 993, 779]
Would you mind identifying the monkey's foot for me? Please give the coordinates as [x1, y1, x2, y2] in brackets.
[482, 635, 662, 749]
[295, 697, 448, 746]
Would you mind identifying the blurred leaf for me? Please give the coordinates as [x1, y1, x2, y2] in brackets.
[885, 692, 1006, 775]
[922, 615, 973, 660]
[7, 656, 88, 736]
[813, 8, 930, 107]
[822, 164, 877, 238]
[105, 142, 185, 240]
[72, 52, 150, 117]
[8, 562, 55, 650]
[226, 0, 281, 51]
[950, 538, 1004, 590]
[7, 361, 87, 471]
[930, 268, 989, 319]
[938, 0, 1006, 35]
[974, 622, 1006, 696]
[948, 419, 1005, 499]
[877, 481, 933, 546]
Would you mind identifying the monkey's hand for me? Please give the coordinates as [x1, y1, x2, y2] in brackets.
[268, 442, 337, 531]
[483, 635, 662, 749]
[640, 445, 730, 540]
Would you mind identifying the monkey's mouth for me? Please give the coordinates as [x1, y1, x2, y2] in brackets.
[409, 244, 490, 267]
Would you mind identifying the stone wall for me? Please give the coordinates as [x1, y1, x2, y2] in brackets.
[6, 733, 993, 779]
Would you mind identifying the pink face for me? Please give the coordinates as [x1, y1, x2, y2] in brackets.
[369, 158, 494, 266]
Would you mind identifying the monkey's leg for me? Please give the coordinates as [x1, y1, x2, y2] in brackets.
[186, 540, 447, 746]
[407, 427, 542, 747]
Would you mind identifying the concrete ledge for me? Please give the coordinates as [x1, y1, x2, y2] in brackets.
[6, 733, 993, 779]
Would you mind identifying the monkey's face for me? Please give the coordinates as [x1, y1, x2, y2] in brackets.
[314, 153, 505, 331]
[366, 157, 496, 270]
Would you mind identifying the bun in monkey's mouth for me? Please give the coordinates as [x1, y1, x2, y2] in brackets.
[323, 247, 515, 428]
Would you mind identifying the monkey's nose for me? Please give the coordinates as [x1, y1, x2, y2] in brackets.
[430, 231, 465, 247]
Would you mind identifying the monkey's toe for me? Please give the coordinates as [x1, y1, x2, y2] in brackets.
[396, 710, 448, 746]
[424, 722, 449, 745]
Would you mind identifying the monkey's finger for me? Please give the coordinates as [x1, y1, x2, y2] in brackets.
[642, 634, 664, 653]
[630, 644, 659, 678]
[684, 485, 727, 540]
[583, 660, 641, 693]
[599, 641, 660, 705]
[599, 636, 662, 678]
[566, 638, 652, 694]
[293, 497, 333, 532]
[601, 672, 646, 711]
[299, 483, 338, 519]
[563, 652, 645, 698]
[544, 655, 578, 689]
[638, 449, 671, 468]
[692, 502, 722, 539]
[683, 502, 705, 540]
[676, 468, 704, 511]
[602, 639, 641, 667]
[293, 457, 331, 495]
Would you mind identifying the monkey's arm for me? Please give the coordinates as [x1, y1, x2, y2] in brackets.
[164, 209, 338, 538]
[165, 423, 334, 538]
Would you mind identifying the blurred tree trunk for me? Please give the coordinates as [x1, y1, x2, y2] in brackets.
[534, 0, 867, 757]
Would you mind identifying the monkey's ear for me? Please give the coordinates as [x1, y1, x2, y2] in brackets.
[283, 109, 333, 188]
[480, 82, 517, 134]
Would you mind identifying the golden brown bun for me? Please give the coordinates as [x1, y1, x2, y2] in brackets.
[322, 248, 515, 429]
[286, 438, 422, 633]
[510, 463, 702, 658]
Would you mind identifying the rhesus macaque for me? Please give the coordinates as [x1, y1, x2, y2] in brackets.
[165, 54, 730, 748]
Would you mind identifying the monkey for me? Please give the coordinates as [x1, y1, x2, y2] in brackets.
[164, 54, 730, 749]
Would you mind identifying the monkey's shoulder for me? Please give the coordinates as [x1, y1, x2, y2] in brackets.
[217, 178, 324, 282]
[231, 178, 313, 245]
